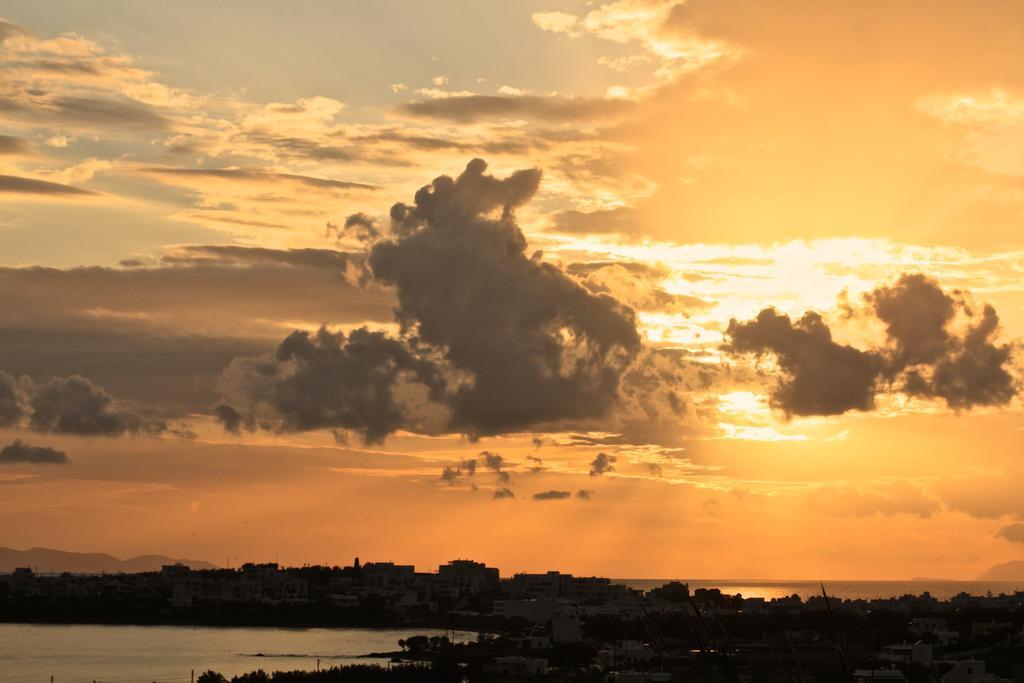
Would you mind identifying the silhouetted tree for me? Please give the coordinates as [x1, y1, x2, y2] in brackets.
[402, 635, 429, 652]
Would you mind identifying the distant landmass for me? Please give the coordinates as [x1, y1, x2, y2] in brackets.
[0, 547, 216, 573]
[977, 560, 1024, 581]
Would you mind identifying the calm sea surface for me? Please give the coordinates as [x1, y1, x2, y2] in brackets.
[618, 579, 1024, 600]
[0, 624, 477, 683]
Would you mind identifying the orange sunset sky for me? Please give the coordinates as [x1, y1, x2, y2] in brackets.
[1, 0, 1023, 580]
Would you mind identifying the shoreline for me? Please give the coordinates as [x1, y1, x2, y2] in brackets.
[0, 614, 493, 633]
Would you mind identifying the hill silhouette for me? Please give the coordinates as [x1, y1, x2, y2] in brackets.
[977, 560, 1024, 581]
[0, 547, 216, 573]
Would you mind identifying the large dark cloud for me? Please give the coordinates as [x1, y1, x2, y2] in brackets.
[0, 174, 96, 196]
[869, 274, 1017, 410]
[725, 273, 1019, 417]
[0, 371, 175, 437]
[0, 440, 69, 465]
[398, 95, 635, 124]
[725, 309, 881, 416]
[373, 158, 641, 436]
[217, 327, 446, 443]
[218, 159, 642, 442]
[26, 374, 169, 437]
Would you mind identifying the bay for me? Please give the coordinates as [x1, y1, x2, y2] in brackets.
[0, 624, 477, 683]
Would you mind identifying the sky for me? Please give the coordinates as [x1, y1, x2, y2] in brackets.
[0, 0, 1023, 580]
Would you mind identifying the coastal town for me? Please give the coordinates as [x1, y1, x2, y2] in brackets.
[4, 559, 1024, 681]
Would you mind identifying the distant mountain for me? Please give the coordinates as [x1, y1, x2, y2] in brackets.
[0, 547, 216, 574]
[977, 560, 1024, 581]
